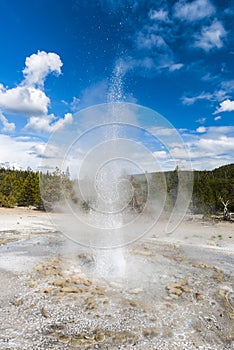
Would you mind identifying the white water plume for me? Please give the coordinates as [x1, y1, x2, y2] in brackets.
[40, 61, 193, 281]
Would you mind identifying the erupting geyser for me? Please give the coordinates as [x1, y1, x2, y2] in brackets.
[40, 65, 193, 280]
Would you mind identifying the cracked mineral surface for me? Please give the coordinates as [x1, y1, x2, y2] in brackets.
[0, 208, 233, 349]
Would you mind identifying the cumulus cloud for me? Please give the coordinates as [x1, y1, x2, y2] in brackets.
[0, 134, 46, 170]
[0, 51, 69, 133]
[0, 85, 50, 115]
[197, 135, 234, 153]
[196, 126, 206, 133]
[29, 143, 61, 160]
[173, 0, 216, 22]
[22, 51, 62, 88]
[175, 125, 234, 169]
[193, 19, 227, 51]
[214, 99, 234, 114]
[0, 51, 62, 116]
[164, 125, 234, 170]
[153, 150, 168, 159]
[0, 113, 15, 132]
[25, 113, 73, 133]
[214, 115, 222, 121]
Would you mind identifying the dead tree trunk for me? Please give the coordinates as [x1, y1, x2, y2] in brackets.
[219, 197, 231, 221]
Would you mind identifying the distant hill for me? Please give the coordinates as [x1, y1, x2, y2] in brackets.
[211, 163, 234, 179]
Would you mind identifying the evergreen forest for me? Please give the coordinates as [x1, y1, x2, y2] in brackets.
[0, 164, 233, 217]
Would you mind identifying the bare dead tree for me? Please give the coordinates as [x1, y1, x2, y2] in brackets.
[219, 196, 231, 221]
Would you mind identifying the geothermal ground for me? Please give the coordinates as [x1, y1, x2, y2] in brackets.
[0, 207, 233, 350]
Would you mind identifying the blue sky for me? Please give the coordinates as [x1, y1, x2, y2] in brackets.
[0, 0, 233, 171]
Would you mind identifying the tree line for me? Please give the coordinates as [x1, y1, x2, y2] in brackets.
[0, 164, 233, 216]
[128, 164, 234, 217]
[0, 167, 71, 210]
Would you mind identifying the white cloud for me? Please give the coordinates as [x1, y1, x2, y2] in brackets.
[214, 115, 222, 121]
[149, 9, 170, 22]
[25, 113, 73, 133]
[0, 113, 15, 132]
[198, 136, 234, 153]
[167, 125, 234, 170]
[194, 19, 227, 51]
[221, 80, 234, 91]
[194, 126, 234, 152]
[0, 51, 72, 134]
[182, 92, 213, 105]
[196, 126, 206, 133]
[136, 32, 168, 50]
[70, 96, 81, 112]
[0, 51, 62, 116]
[206, 126, 234, 134]
[150, 127, 176, 136]
[23, 51, 62, 88]
[0, 134, 46, 170]
[169, 63, 184, 72]
[153, 150, 168, 159]
[29, 143, 61, 160]
[0, 85, 50, 115]
[214, 99, 234, 114]
[131, 19, 184, 74]
[173, 0, 216, 22]
[182, 89, 228, 106]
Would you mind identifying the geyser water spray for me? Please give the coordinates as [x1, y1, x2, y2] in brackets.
[40, 62, 193, 281]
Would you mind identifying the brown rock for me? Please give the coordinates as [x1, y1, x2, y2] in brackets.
[133, 249, 152, 256]
[58, 334, 70, 344]
[129, 288, 143, 295]
[35, 264, 44, 271]
[54, 292, 66, 297]
[78, 252, 94, 264]
[168, 283, 181, 289]
[86, 301, 96, 310]
[84, 334, 95, 340]
[143, 327, 160, 338]
[53, 279, 67, 287]
[213, 272, 224, 283]
[195, 292, 203, 301]
[41, 306, 48, 317]
[10, 299, 23, 306]
[61, 286, 79, 293]
[168, 287, 183, 296]
[129, 300, 139, 307]
[83, 279, 92, 287]
[178, 279, 188, 286]
[95, 333, 105, 343]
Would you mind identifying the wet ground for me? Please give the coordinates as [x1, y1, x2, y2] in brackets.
[0, 209, 233, 349]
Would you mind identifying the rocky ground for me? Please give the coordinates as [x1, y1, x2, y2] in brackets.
[0, 208, 233, 350]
